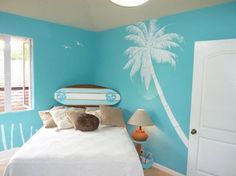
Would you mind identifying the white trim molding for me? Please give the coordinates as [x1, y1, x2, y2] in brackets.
[153, 162, 185, 176]
[3, 35, 12, 112]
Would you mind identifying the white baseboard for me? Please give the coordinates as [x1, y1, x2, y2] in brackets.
[153, 162, 185, 176]
[0, 148, 20, 164]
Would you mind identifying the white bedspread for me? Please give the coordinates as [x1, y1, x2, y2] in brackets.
[4, 126, 144, 176]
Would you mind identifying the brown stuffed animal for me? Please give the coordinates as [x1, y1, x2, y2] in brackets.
[77, 113, 99, 131]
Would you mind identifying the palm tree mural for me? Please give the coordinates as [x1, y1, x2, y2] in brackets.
[124, 19, 188, 147]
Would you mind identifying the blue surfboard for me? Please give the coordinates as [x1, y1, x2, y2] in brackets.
[55, 87, 121, 106]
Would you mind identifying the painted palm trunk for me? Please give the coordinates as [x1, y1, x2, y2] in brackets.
[124, 19, 188, 147]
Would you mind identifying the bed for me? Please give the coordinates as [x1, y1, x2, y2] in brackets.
[4, 125, 144, 176]
[4, 85, 143, 176]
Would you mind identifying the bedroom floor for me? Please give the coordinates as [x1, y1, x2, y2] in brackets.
[0, 161, 171, 176]
[0, 163, 7, 176]
[144, 167, 172, 176]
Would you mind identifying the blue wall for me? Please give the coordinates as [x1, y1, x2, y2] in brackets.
[93, 2, 236, 174]
[0, 12, 96, 150]
[0, 2, 236, 175]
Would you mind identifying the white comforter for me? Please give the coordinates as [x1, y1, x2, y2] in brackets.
[4, 126, 144, 176]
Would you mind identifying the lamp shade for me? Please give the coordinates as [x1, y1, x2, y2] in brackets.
[128, 109, 153, 126]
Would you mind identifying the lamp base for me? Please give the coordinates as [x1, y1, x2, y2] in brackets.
[131, 128, 148, 141]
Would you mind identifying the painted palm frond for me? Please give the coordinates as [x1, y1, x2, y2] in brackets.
[124, 47, 144, 62]
[125, 22, 182, 82]
[129, 56, 142, 78]
[154, 40, 181, 49]
[125, 34, 146, 46]
[157, 33, 183, 43]
[148, 19, 159, 36]
[136, 22, 148, 38]
[124, 20, 183, 84]
[124, 19, 188, 147]
[124, 47, 145, 78]
[153, 26, 166, 39]
[126, 25, 146, 42]
[151, 49, 177, 67]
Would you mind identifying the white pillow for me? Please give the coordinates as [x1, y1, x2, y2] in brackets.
[67, 107, 85, 111]
[50, 109, 72, 130]
[50, 107, 86, 130]
[49, 108, 74, 130]
[85, 107, 99, 111]
[50, 106, 65, 111]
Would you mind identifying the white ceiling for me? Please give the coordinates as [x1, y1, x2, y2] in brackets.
[0, 0, 232, 31]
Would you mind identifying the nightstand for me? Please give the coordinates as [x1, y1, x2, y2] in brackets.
[132, 139, 147, 157]
[132, 139, 153, 170]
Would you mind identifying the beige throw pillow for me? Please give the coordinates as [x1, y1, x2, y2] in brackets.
[50, 109, 72, 130]
[100, 105, 125, 127]
[39, 111, 57, 128]
[50, 107, 85, 130]
[67, 110, 85, 130]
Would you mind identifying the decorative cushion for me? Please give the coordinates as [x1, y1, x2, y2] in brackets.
[67, 110, 86, 130]
[50, 106, 65, 111]
[99, 105, 125, 127]
[85, 107, 99, 111]
[38, 111, 57, 128]
[50, 107, 84, 130]
[50, 109, 73, 130]
[77, 113, 99, 131]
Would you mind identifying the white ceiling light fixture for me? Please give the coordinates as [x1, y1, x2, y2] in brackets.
[110, 0, 150, 7]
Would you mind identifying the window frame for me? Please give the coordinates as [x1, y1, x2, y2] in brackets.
[0, 33, 34, 114]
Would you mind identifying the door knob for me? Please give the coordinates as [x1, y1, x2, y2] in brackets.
[191, 129, 197, 135]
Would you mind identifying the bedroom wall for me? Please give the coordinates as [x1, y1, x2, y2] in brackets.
[93, 2, 236, 174]
[0, 12, 96, 151]
[0, 1, 236, 175]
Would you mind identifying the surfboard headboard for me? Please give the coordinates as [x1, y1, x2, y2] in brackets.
[54, 84, 121, 107]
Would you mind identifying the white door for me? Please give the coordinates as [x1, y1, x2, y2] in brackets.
[187, 39, 236, 176]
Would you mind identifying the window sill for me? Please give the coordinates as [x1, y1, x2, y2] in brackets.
[0, 109, 34, 116]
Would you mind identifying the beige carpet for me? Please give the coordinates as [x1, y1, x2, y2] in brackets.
[0, 162, 7, 176]
[144, 167, 172, 176]
[0, 161, 171, 176]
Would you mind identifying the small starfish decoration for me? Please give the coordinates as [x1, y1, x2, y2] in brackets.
[56, 91, 66, 101]
[106, 92, 116, 102]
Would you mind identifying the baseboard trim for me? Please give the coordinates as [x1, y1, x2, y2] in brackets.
[152, 162, 185, 176]
[0, 148, 19, 163]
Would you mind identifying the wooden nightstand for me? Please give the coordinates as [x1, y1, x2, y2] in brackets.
[132, 139, 147, 157]
[132, 139, 154, 170]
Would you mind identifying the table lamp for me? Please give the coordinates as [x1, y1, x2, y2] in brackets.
[128, 109, 153, 141]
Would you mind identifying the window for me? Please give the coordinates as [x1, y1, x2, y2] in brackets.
[0, 34, 33, 113]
